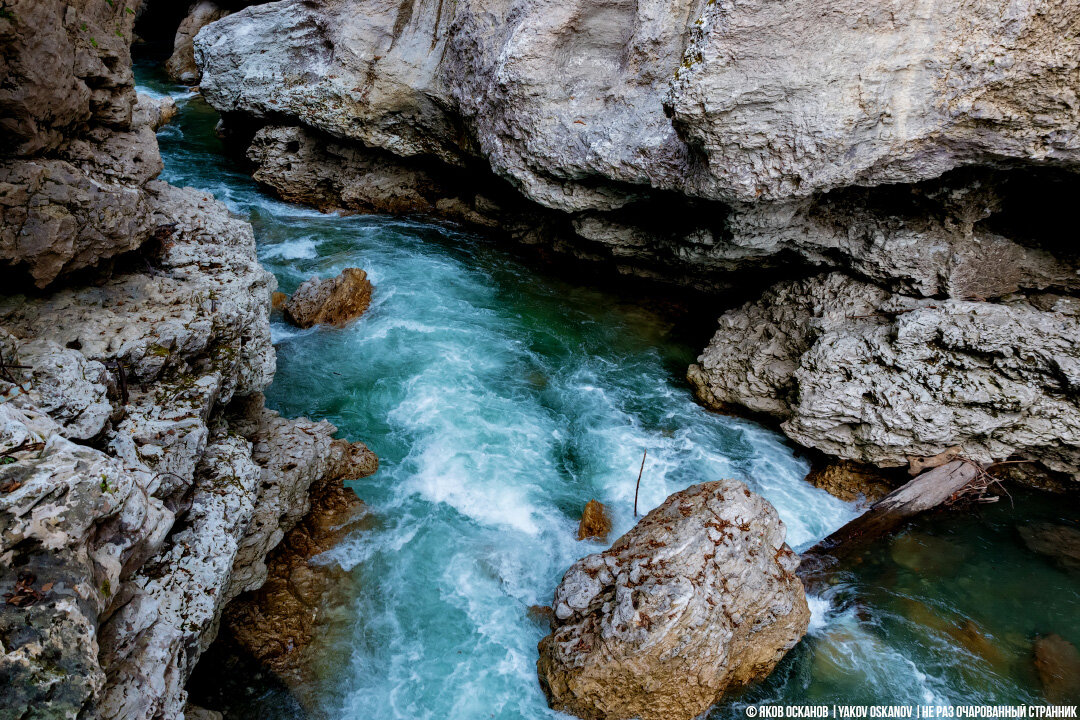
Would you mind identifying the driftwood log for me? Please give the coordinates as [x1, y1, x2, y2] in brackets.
[798, 460, 979, 578]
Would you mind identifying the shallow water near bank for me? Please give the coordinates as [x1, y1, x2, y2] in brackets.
[136, 64, 1080, 718]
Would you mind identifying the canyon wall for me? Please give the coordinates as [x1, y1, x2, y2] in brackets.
[193, 0, 1080, 480]
[0, 2, 374, 718]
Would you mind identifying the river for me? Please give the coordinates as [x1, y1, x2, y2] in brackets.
[136, 64, 1080, 719]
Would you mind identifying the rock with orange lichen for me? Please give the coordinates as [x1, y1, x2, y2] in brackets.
[576, 499, 612, 541]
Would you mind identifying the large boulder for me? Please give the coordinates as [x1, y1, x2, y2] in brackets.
[689, 273, 1080, 478]
[538, 480, 809, 720]
[283, 268, 373, 329]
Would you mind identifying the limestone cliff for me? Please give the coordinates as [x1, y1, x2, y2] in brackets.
[0, 2, 375, 718]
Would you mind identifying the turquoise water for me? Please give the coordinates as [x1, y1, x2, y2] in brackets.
[137, 66, 1080, 718]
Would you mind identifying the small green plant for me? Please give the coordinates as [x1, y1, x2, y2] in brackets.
[90, 37, 99, 48]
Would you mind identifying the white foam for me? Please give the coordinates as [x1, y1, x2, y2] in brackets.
[261, 237, 318, 260]
[806, 594, 832, 634]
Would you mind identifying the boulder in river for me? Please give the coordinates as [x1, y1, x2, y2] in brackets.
[538, 480, 809, 720]
[577, 499, 612, 541]
[283, 268, 373, 329]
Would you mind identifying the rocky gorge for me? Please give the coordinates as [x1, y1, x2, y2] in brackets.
[2, 0, 1079, 718]
[188, 0, 1080, 486]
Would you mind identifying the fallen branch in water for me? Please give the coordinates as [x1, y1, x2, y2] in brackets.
[798, 460, 979, 579]
[634, 450, 647, 518]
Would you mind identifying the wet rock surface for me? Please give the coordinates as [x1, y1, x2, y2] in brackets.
[1018, 523, 1080, 574]
[538, 480, 809, 720]
[576, 500, 612, 542]
[283, 268, 374, 329]
[804, 460, 900, 506]
[216, 443, 374, 693]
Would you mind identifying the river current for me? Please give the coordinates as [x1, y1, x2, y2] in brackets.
[137, 65, 1080, 720]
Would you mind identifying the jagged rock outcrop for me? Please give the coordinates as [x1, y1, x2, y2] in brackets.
[283, 268, 373, 329]
[215, 438, 376, 693]
[538, 480, 808, 720]
[689, 273, 1080, 476]
[0, 2, 376, 719]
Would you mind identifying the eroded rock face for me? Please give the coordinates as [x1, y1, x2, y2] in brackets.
[538, 480, 809, 720]
[166, 1, 232, 83]
[216, 438, 376, 693]
[690, 273, 1080, 477]
[668, 0, 1080, 202]
[283, 268, 373, 329]
[0, 2, 378, 718]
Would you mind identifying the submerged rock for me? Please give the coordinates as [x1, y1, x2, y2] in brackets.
[538, 480, 808, 720]
[215, 435, 377, 692]
[1018, 523, 1080, 574]
[1033, 634, 1080, 704]
[576, 499, 612, 541]
[283, 268, 373, 329]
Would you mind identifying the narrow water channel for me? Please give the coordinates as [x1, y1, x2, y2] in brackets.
[136, 65, 1080, 719]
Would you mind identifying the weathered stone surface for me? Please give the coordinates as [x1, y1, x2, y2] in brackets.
[576, 500, 612, 541]
[283, 268, 373, 329]
[668, 0, 1080, 203]
[0, 3, 379, 711]
[0, 0, 138, 157]
[538, 480, 808, 720]
[0, 404, 172, 720]
[166, 1, 232, 84]
[690, 273, 1080, 477]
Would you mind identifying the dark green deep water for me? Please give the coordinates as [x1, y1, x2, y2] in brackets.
[136, 63, 1080, 719]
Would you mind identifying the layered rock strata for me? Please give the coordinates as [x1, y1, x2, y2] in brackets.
[538, 480, 809, 720]
[0, 2, 374, 718]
